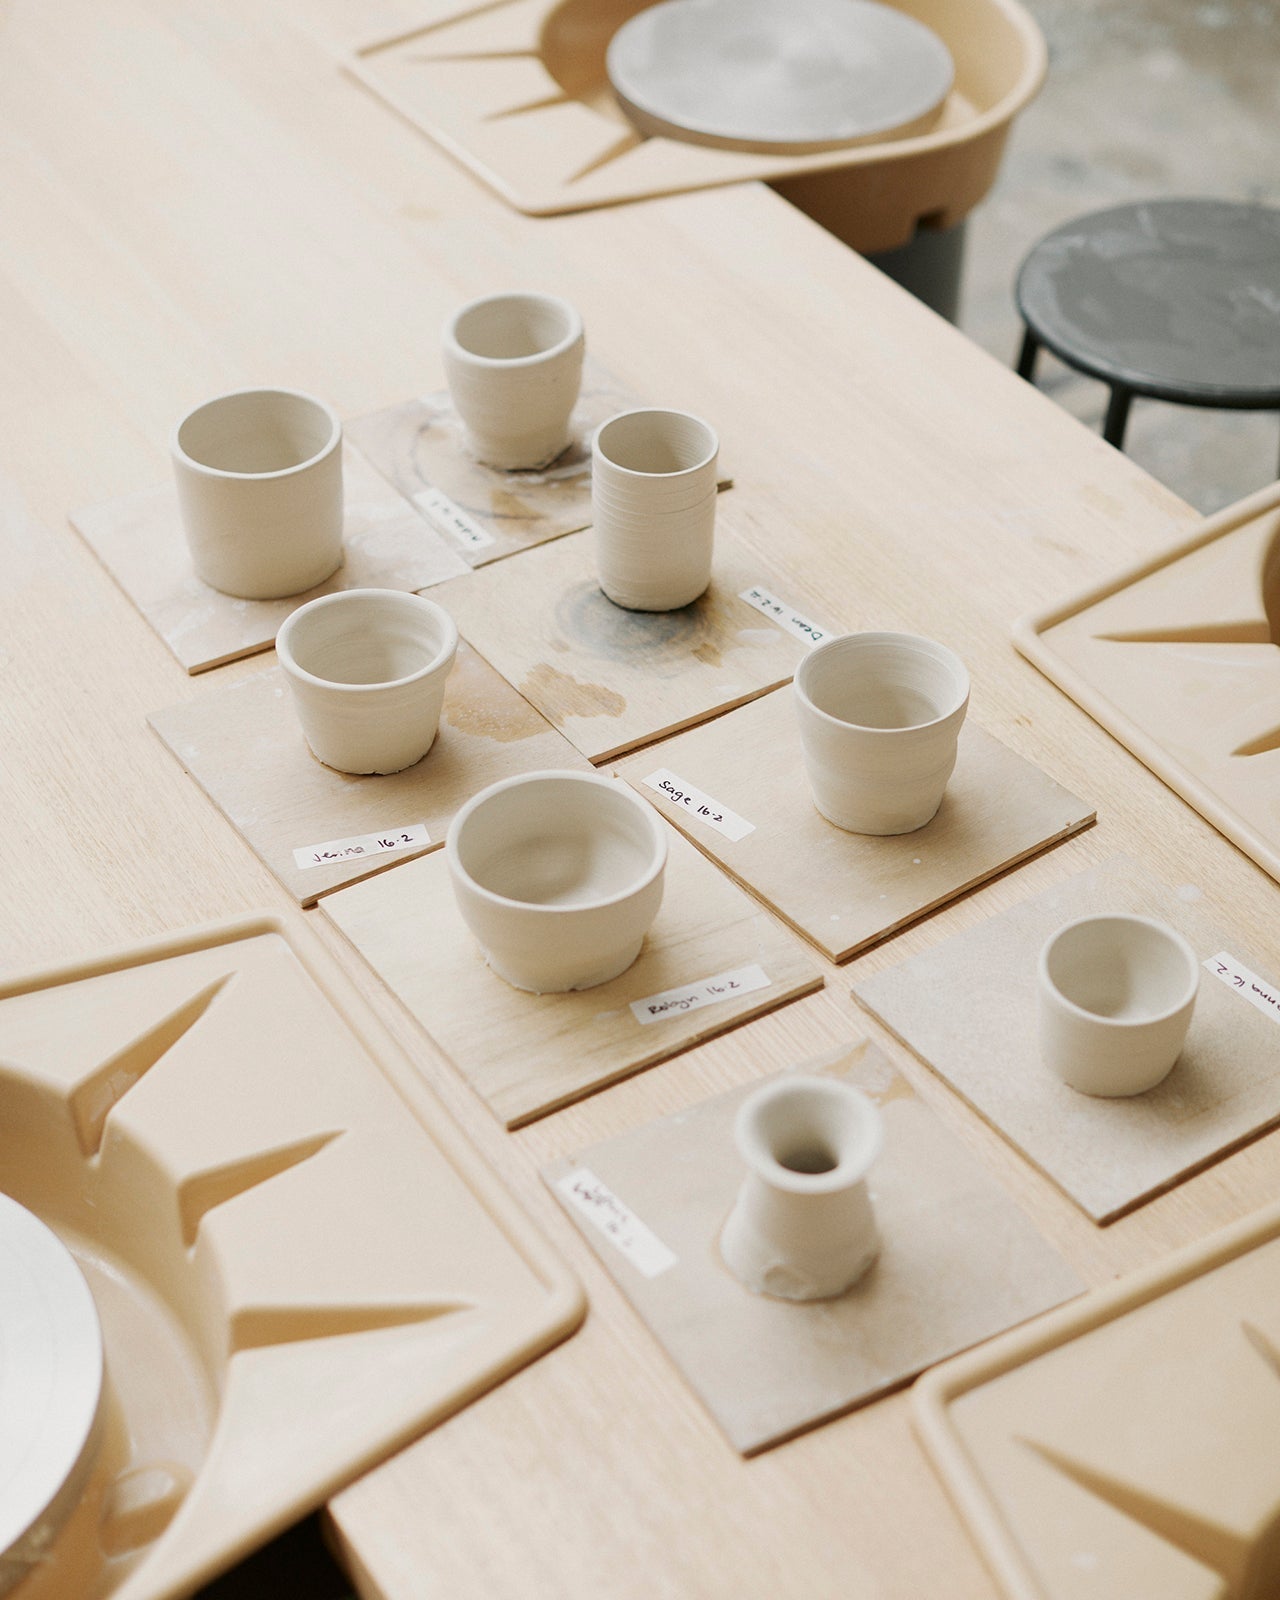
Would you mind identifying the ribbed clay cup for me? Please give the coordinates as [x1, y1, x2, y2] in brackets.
[171, 387, 344, 599]
[446, 771, 667, 994]
[592, 408, 719, 611]
[276, 589, 458, 775]
[1038, 913, 1199, 1097]
[793, 632, 970, 834]
[721, 1076, 883, 1302]
[442, 292, 585, 470]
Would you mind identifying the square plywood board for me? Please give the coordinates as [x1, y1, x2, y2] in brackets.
[854, 855, 1280, 1223]
[0, 916, 580, 1600]
[320, 821, 823, 1126]
[339, 0, 985, 221]
[544, 1039, 1082, 1456]
[148, 641, 590, 905]
[914, 1199, 1280, 1600]
[345, 359, 665, 568]
[70, 445, 467, 674]
[615, 687, 1094, 962]
[429, 519, 824, 762]
[1014, 483, 1280, 887]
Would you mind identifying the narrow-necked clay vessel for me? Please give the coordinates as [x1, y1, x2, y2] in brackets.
[793, 631, 969, 834]
[721, 1075, 883, 1301]
[446, 771, 667, 993]
[171, 387, 344, 599]
[1038, 913, 1199, 1096]
[276, 588, 457, 775]
[592, 408, 719, 611]
[442, 292, 585, 470]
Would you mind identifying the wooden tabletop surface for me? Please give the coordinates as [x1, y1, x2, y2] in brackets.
[2, 2, 1273, 1597]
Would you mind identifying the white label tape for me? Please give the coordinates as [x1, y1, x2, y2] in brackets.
[642, 768, 755, 842]
[739, 584, 829, 648]
[1204, 951, 1280, 1026]
[415, 486, 495, 550]
[294, 823, 430, 871]
[630, 963, 771, 1025]
[556, 1167, 677, 1278]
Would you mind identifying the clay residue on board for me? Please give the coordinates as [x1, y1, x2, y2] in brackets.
[520, 661, 626, 722]
[445, 645, 550, 741]
[693, 640, 723, 668]
[555, 580, 709, 667]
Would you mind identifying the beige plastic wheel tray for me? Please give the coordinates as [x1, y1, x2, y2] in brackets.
[340, 0, 1046, 251]
[0, 915, 582, 1600]
[913, 1196, 1280, 1600]
[1014, 480, 1280, 887]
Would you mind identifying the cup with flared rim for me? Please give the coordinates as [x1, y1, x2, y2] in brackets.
[720, 1074, 883, 1301]
[276, 588, 458, 775]
[170, 386, 344, 600]
[1037, 912, 1199, 1096]
[442, 291, 585, 470]
[446, 770, 667, 994]
[793, 631, 970, 835]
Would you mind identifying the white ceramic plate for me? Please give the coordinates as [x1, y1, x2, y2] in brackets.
[606, 0, 954, 154]
[0, 1195, 103, 1583]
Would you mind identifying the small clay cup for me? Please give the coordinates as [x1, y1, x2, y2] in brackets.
[1038, 913, 1199, 1096]
[442, 292, 585, 470]
[446, 771, 667, 994]
[276, 589, 457, 775]
[591, 408, 719, 611]
[721, 1075, 882, 1301]
[171, 387, 344, 600]
[793, 631, 970, 834]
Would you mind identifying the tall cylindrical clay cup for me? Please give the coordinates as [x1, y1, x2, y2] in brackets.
[276, 589, 458, 775]
[794, 631, 970, 834]
[446, 771, 667, 994]
[442, 292, 585, 470]
[592, 408, 719, 612]
[1038, 913, 1199, 1096]
[171, 387, 344, 600]
[721, 1075, 883, 1302]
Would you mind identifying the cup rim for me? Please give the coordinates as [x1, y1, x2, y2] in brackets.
[794, 631, 970, 734]
[170, 387, 341, 482]
[1039, 912, 1200, 1028]
[593, 408, 719, 480]
[446, 770, 668, 915]
[734, 1075, 883, 1195]
[443, 291, 584, 369]
[275, 589, 458, 693]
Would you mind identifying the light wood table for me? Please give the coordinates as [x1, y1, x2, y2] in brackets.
[0, 3, 1272, 1598]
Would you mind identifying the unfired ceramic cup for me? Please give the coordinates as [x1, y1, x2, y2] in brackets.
[1038, 913, 1199, 1097]
[276, 589, 458, 775]
[591, 408, 719, 611]
[442, 292, 585, 470]
[793, 631, 970, 834]
[720, 1075, 882, 1302]
[446, 771, 667, 994]
[171, 387, 344, 600]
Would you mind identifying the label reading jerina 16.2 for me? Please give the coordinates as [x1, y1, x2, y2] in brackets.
[642, 769, 754, 842]
[293, 823, 430, 871]
[739, 585, 829, 648]
[630, 963, 771, 1025]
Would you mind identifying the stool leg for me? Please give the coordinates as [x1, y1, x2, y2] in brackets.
[1103, 386, 1133, 451]
[1016, 328, 1039, 383]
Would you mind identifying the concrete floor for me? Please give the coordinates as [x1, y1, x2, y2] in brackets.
[958, 0, 1280, 513]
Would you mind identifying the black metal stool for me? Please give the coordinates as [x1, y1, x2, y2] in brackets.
[1014, 198, 1280, 469]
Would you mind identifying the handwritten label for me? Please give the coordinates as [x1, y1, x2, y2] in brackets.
[293, 822, 430, 871]
[1204, 951, 1280, 1026]
[414, 486, 495, 551]
[739, 585, 829, 648]
[642, 768, 754, 842]
[630, 963, 771, 1025]
[556, 1167, 676, 1278]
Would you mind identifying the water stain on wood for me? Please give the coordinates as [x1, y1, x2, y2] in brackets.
[520, 661, 626, 722]
[555, 580, 711, 667]
[443, 644, 550, 741]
